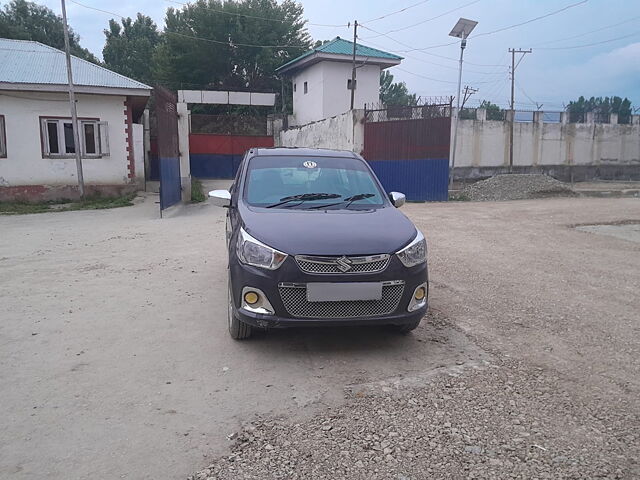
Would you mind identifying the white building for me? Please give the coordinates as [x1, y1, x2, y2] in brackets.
[0, 38, 151, 202]
[276, 37, 402, 126]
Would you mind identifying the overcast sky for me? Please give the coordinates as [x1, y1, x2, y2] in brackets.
[32, 0, 640, 110]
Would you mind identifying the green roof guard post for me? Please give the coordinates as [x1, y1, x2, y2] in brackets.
[276, 37, 402, 74]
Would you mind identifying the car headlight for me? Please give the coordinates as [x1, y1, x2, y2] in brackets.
[396, 230, 427, 267]
[236, 228, 287, 270]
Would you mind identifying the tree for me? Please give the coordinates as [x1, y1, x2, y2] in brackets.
[0, 0, 98, 63]
[379, 71, 417, 107]
[103, 14, 161, 85]
[479, 100, 504, 120]
[567, 96, 633, 124]
[152, 0, 312, 103]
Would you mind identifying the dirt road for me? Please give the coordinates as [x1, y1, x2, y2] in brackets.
[1, 194, 638, 479]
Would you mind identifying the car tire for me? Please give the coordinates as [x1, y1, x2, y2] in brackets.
[228, 277, 252, 340]
[391, 318, 422, 334]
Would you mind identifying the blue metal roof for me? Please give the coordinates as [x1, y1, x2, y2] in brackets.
[276, 37, 402, 72]
[0, 38, 151, 90]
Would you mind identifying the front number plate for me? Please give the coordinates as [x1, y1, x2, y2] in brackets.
[306, 282, 383, 302]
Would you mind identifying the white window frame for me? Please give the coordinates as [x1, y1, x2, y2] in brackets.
[40, 117, 109, 158]
[0, 115, 6, 158]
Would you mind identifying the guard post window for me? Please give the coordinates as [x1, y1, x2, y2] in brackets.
[0, 115, 6, 158]
[40, 117, 109, 158]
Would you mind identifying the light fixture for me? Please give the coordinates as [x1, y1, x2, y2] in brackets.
[449, 18, 478, 191]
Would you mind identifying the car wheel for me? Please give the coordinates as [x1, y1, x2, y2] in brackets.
[391, 318, 422, 334]
[227, 276, 252, 340]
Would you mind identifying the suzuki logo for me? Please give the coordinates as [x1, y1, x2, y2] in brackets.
[335, 256, 353, 272]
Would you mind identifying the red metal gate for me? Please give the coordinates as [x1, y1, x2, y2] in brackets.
[363, 104, 451, 201]
[155, 86, 181, 212]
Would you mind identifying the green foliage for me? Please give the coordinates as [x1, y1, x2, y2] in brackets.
[380, 71, 417, 106]
[0, 194, 136, 215]
[191, 178, 206, 203]
[479, 100, 504, 121]
[103, 14, 160, 85]
[567, 96, 633, 124]
[152, 0, 312, 103]
[0, 0, 98, 63]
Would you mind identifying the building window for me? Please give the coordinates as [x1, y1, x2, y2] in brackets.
[0, 115, 6, 158]
[293, 83, 296, 92]
[304, 82, 308, 94]
[347, 79, 357, 90]
[40, 118, 109, 158]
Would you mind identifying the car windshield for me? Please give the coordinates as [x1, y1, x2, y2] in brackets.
[244, 156, 386, 209]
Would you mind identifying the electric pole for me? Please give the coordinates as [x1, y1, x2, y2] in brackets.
[350, 20, 358, 110]
[508, 48, 531, 172]
[461, 85, 478, 109]
[61, 0, 85, 198]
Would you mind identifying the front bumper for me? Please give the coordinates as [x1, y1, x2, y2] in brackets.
[229, 254, 428, 329]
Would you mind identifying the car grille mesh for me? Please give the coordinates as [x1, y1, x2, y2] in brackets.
[278, 282, 405, 319]
[295, 255, 390, 274]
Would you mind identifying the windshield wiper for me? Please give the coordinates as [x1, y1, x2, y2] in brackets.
[307, 193, 376, 210]
[265, 193, 341, 209]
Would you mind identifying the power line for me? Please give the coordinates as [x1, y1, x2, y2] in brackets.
[163, 0, 348, 28]
[68, 0, 310, 49]
[400, 0, 590, 52]
[360, 24, 508, 68]
[535, 31, 640, 50]
[362, 0, 433, 24]
[360, 0, 482, 38]
[472, 0, 589, 39]
[362, 37, 508, 74]
[394, 66, 458, 84]
[515, 81, 541, 109]
[530, 15, 640, 47]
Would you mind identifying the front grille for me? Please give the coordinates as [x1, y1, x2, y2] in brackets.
[295, 254, 390, 274]
[278, 281, 405, 319]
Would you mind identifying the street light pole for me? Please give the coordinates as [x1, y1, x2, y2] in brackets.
[60, 0, 85, 199]
[449, 32, 467, 190]
[448, 18, 477, 192]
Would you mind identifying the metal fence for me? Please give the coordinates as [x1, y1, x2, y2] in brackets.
[365, 104, 452, 123]
[514, 111, 535, 123]
[593, 112, 610, 124]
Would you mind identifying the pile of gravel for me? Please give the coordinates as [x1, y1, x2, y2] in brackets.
[188, 359, 636, 480]
[457, 174, 576, 201]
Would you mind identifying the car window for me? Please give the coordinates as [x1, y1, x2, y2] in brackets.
[244, 156, 386, 209]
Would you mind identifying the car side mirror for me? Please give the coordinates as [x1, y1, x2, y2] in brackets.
[209, 189, 231, 208]
[389, 191, 406, 208]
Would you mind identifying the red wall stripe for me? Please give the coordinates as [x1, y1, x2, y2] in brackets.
[189, 134, 273, 155]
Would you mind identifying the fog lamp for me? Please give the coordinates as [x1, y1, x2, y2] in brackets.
[244, 291, 260, 305]
[408, 282, 428, 312]
[240, 286, 275, 315]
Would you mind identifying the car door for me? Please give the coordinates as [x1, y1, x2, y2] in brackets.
[226, 153, 247, 248]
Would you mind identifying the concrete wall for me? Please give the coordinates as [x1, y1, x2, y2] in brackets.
[277, 109, 365, 154]
[291, 61, 380, 126]
[0, 91, 135, 188]
[454, 109, 640, 172]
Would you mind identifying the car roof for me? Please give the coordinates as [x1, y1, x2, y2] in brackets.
[249, 147, 360, 159]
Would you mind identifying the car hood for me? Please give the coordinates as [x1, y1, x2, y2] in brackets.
[239, 205, 418, 256]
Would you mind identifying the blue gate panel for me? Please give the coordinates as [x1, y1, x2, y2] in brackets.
[159, 156, 181, 210]
[368, 158, 449, 202]
[190, 154, 244, 179]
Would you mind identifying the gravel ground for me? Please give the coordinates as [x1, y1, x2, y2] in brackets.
[2, 193, 638, 480]
[190, 318, 638, 480]
[457, 174, 576, 201]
